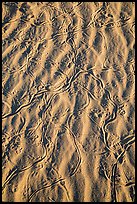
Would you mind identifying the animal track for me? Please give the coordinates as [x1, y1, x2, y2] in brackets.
[2, 2, 135, 202]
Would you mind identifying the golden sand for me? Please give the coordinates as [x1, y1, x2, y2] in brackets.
[2, 2, 135, 202]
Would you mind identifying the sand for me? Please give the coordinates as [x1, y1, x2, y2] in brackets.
[2, 2, 135, 202]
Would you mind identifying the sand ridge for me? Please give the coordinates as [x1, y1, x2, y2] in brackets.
[2, 2, 135, 202]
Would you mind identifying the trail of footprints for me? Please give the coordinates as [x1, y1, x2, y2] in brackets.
[2, 2, 135, 202]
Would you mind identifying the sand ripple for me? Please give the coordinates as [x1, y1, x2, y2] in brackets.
[2, 2, 135, 202]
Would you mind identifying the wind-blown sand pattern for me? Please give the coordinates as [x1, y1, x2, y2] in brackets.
[2, 2, 135, 202]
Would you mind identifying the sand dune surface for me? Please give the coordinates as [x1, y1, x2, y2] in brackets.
[2, 2, 135, 202]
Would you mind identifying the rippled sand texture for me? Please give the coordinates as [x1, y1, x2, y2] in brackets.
[2, 2, 135, 202]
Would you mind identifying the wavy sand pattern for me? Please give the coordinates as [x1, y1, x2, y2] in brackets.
[2, 2, 135, 202]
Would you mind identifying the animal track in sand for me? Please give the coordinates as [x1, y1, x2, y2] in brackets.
[2, 2, 135, 202]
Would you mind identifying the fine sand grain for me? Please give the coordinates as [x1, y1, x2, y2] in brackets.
[2, 2, 135, 202]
